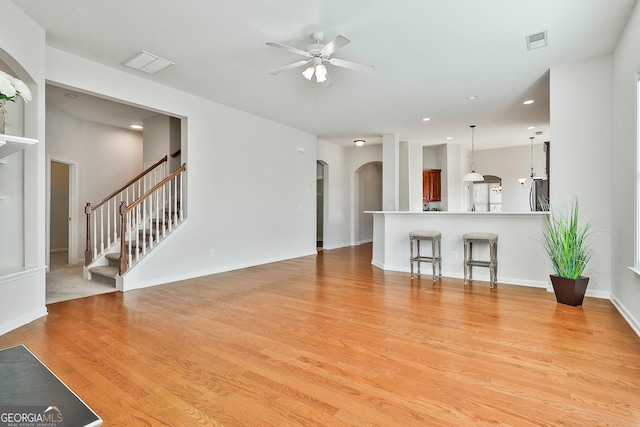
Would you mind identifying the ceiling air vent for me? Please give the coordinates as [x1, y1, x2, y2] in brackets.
[122, 51, 173, 74]
[526, 31, 548, 50]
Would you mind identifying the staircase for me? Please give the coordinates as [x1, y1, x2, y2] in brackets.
[84, 157, 186, 290]
[88, 254, 120, 286]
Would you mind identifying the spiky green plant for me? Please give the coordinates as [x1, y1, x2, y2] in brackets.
[542, 198, 593, 279]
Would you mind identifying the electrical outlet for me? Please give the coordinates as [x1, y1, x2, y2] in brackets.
[210, 249, 216, 257]
[451, 251, 458, 260]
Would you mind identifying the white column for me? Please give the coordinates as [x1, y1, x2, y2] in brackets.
[408, 142, 424, 212]
[382, 133, 399, 211]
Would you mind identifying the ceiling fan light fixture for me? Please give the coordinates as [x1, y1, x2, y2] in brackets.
[302, 66, 314, 81]
[315, 64, 328, 83]
[267, 32, 373, 84]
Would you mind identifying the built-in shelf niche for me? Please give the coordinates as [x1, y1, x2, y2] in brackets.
[0, 134, 38, 159]
[0, 134, 38, 200]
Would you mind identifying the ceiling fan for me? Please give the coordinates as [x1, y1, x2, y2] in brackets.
[266, 31, 375, 83]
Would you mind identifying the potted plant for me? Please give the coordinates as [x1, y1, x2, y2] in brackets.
[542, 198, 593, 306]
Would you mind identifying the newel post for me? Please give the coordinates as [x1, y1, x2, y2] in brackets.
[84, 203, 92, 266]
[119, 201, 129, 275]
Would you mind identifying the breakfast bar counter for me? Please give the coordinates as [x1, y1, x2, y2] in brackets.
[367, 211, 550, 288]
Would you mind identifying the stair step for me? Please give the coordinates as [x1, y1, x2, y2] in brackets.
[88, 265, 118, 287]
[105, 252, 120, 267]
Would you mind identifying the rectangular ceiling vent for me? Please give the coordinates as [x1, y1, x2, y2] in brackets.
[535, 131, 543, 135]
[122, 50, 174, 74]
[526, 31, 548, 50]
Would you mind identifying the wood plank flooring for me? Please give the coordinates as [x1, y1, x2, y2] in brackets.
[1, 243, 640, 426]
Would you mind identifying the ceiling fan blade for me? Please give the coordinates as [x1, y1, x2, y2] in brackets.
[266, 41, 311, 58]
[328, 57, 375, 73]
[321, 35, 350, 57]
[269, 59, 311, 75]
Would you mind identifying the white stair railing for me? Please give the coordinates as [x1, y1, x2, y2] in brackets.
[118, 163, 186, 275]
[84, 156, 168, 266]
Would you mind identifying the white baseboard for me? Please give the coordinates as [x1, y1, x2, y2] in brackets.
[610, 294, 640, 338]
[322, 242, 353, 250]
[0, 308, 48, 337]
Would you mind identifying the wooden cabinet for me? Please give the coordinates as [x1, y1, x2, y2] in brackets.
[423, 169, 441, 202]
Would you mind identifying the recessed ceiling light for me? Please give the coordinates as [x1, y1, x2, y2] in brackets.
[523, 100, 535, 105]
[130, 124, 143, 130]
[422, 117, 431, 122]
[446, 136, 453, 140]
[466, 95, 478, 101]
[527, 126, 535, 130]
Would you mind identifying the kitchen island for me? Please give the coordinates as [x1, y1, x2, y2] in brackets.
[367, 211, 549, 288]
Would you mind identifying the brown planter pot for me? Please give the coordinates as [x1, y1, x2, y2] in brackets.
[550, 275, 589, 306]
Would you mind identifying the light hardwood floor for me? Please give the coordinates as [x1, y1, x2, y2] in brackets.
[2, 244, 640, 426]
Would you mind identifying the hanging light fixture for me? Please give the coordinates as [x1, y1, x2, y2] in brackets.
[301, 57, 328, 83]
[518, 136, 536, 187]
[463, 125, 484, 181]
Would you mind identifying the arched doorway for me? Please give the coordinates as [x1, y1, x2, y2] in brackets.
[355, 161, 382, 244]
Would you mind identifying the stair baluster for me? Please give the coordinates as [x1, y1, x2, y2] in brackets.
[116, 163, 186, 275]
[84, 155, 168, 266]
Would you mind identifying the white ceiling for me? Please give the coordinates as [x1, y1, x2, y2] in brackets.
[16, 0, 637, 149]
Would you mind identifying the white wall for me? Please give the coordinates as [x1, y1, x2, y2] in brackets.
[143, 114, 169, 167]
[46, 106, 143, 263]
[408, 142, 423, 212]
[0, 60, 28, 269]
[317, 139, 350, 249]
[0, 0, 47, 335]
[550, 54, 613, 296]
[44, 46, 318, 289]
[398, 141, 409, 211]
[358, 162, 382, 243]
[382, 134, 399, 211]
[350, 144, 383, 244]
[475, 144, 546, 212]
[611, 1, 640, 335]
[446, 143, 464, 211]
[0, 148, 25, 268]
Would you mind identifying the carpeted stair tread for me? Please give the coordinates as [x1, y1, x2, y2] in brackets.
[88, 265, 119, 278]
[88, 265, 118, 287]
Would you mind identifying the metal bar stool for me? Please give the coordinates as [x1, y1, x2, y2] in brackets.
[409, 230, 442, 281]
[463, 232, 498, 287]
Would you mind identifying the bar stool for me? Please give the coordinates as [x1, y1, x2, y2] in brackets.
[463, 232, 498, 287]
[409, 230, 442, 281]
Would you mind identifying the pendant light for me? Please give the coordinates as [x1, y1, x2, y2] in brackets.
[518, 136, 535, 187]
[463, 125, 484, 182]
